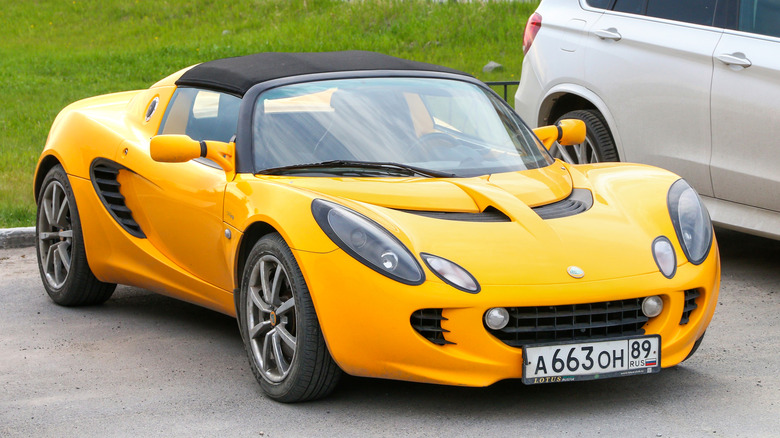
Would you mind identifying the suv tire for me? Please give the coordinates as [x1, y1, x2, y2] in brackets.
[554, 109, 618, 164]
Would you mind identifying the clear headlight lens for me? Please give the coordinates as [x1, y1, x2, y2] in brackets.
[421, 253, 480, 293]
[652, 236, 676, 278]
[667, 179, 713, 265]
[311, 199, 424, 285]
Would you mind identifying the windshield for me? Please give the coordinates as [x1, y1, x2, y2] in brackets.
[252, 77, 553, 177]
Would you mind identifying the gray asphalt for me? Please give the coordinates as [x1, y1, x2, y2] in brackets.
[1, 228, 778, 437]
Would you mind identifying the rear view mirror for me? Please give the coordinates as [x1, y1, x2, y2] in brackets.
[150, 134, 234, 173]
[533, 119, 586, 150]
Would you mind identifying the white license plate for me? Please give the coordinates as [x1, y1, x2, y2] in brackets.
[522, 335, 661, 384]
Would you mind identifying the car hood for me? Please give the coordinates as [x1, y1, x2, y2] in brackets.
[277, 164, 574, 212]
[254, 163, 680, 286]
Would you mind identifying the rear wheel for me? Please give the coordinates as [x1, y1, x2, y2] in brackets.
[552, 109, 618, 164]
[36, 165, 116, 306]
[238, 233, 341, 402]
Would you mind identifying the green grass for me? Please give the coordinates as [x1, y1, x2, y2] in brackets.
[0, 0, 537, 227]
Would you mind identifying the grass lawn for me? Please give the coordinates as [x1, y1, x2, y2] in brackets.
[0, 0, 537, 228]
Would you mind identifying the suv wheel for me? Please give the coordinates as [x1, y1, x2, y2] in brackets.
[553, 109, 618, 164]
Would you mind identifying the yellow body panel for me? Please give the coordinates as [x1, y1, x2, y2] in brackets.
[297, 247, 719, 385]
[35, 71, 720, 386]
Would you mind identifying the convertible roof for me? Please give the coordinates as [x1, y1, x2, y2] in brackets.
[175, 51, 470, 96]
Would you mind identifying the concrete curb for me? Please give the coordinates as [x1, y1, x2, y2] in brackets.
[0, 227, 36, 249]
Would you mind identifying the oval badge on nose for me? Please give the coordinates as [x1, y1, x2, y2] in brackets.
[567, 266, 585, 279]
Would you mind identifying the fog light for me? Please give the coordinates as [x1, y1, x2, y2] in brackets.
[642, 296, 664, 318]
[485, 307, 510, 330]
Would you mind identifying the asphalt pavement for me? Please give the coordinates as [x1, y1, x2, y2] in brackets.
[1, 228, 778, 437]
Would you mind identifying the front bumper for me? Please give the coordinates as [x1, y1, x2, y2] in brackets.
[295, 244, 720, 387]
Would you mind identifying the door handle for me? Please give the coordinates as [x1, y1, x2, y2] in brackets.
[594, 28, 622, 41]
[716, 53, 752, 68]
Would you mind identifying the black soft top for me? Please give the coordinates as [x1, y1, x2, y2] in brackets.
[175, 51, 470, 96]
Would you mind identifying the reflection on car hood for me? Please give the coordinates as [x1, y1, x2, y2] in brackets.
[275, 164, 573, 212]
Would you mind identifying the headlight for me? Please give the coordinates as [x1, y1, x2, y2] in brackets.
[667, 179, 713, 265]
[311, 199, 424, 285]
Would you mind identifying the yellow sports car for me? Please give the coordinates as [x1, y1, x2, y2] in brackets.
[34, 51, 719, 402]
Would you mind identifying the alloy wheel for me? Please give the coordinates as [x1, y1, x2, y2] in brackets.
[246, 254, 297, 383]
[551, 137, 600, 164]
[38, 180, 73, 289]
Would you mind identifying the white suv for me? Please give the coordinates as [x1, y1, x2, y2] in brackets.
[515, 0, 780, 240]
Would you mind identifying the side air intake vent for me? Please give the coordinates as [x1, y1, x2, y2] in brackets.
[679, 288, 700, 325]
[90, 160, 145, 238]
[532, 188, 593, 220]
[411, 309, 454, 345]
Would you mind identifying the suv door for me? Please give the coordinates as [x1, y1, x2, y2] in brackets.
[582, 0, 722, 196]
[710, 0, 780, 212]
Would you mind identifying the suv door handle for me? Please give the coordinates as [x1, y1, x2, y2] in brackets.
[594, 28, 622, 41]
[716, 53, 752, 68]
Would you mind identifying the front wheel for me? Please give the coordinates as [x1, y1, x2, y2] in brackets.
[552, 109, 618, 164]
[36, 164, 116, 306]
[238, 233, 341, 402]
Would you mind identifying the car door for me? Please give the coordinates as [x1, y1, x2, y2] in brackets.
[710, 0, 780, 212]
[582, 0, 722, 197]
[119, 88, 241, 291]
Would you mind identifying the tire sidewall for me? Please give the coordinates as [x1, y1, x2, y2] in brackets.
[556, 109, 618, 163]
[36, 165, 84, 304]
[238, 234, 312, 400]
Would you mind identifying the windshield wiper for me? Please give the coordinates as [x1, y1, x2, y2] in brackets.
[258, 160, 457, 178]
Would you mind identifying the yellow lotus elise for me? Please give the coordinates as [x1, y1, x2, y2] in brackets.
[34, 51, 719, 402]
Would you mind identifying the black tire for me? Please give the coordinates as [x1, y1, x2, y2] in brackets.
[35, 164, 116, 306]
[681, 331, 706, 363]
[554, 109, 618, 164]
[238, 233, 341, 402]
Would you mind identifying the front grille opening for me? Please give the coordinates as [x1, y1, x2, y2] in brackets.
[486, 298, 648, 347]
[411, 309, 455, 346]
[680, 288, 700, 325]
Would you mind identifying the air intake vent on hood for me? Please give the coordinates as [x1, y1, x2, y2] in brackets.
[532, 188, 593, 220]
[90, 159, 145, 238]
[398, 206, 511, 222]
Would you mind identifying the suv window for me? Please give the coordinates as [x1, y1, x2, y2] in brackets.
[603, 0, 718, 26]
[159, 88, 241, 142]
[739, 0, 780, 37]
[585, 0, 612, 8]
[613, 0, 644, 14]
[646, 0, 717, 26]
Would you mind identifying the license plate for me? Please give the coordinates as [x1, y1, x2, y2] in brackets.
[522, 335, 661, 384]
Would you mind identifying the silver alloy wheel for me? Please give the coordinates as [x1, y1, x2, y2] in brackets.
[246, 254, 297, 383]
[551, 137, 600, 164]
[38, 180, 73, 289]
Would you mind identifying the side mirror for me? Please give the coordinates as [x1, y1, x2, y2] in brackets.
[150, 134, 234, 173]
[533, 119, 587, 151]
[150, 135, 201, 162]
